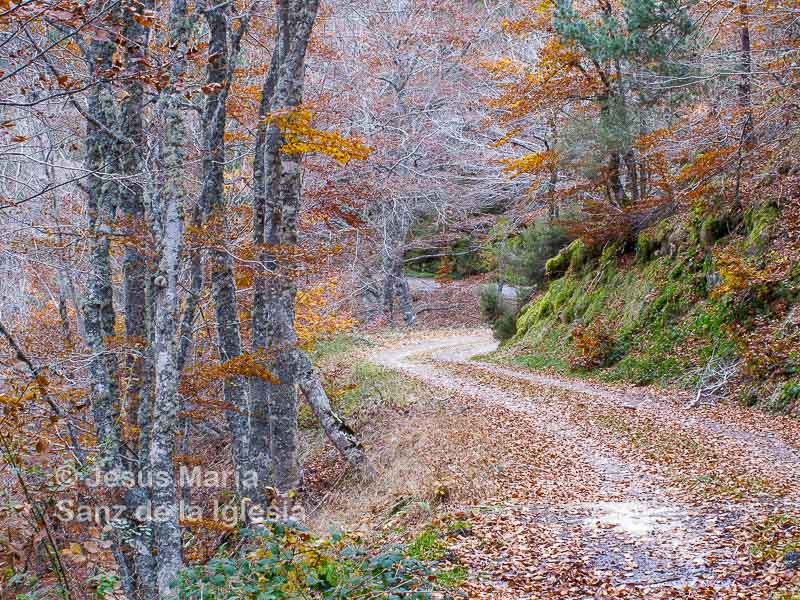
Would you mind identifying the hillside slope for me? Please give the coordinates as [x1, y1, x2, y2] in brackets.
[495, 200, 800, 414]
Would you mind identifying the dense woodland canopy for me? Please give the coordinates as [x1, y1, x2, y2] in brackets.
[1, 0, 799, 597]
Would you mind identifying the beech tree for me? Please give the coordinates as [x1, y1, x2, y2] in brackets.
[1, 0, 370, 595]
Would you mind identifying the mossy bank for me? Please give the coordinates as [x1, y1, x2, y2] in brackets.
[495, 200, 800, 414]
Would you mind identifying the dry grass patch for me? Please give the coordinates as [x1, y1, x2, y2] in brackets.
[306, 389, 512, 536]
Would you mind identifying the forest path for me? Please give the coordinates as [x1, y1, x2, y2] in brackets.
[371, 330, 800, 598]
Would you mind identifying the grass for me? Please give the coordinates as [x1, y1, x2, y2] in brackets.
[404, 268, 436, 279]
[312, 333, 373, 364]
[436, 565, 467, 588]
[300, 334, 419, 429]
[446, 519, 472, 535]
[687, 472, 777, 500]
[750, 514, 800, 561]
[406, 526, 468, 588]
[407, 528, 446, 561]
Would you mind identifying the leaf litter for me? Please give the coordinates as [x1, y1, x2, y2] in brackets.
[367, 329, 800, 598]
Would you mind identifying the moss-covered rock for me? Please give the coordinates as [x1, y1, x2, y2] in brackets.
[744, 202, 778, 255]
[545, 239, 582, 278]
[636, 231, 660, 263]
[700, 214, 732, 245]
[664, 224, 688, 257]
[500, 205, 798, 413]
[568, 239, 589, 272]
[544, 239, 589, 278]
[515, 302, 539, 336]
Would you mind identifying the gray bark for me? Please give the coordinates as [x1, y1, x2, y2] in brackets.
[198, 0, 258, 500]
[251, 0, 368, 494]
[146, 0, 193, 592]
[119, 0, 158, 594]
[250, 42, 286, 501]
[293, 350, 366, 466]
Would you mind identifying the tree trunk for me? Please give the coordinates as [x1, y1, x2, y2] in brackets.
[394, 257, 415, 326]
[259, 0, 348, 495]
[146, 0, 193, 591]
[738, 0, 754, 144]
[608, 151, 626, 208]
[293, 350, 366, 465]
[250, 44, 286, 503]
[199, 0, 255, 500]
[82, 19, 155, 598]
[623, 149, 640, 204]
[118, 0, 157, 593]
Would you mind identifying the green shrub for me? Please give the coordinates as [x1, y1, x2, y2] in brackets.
[479, 285, 500, 322]
[508, 222, 571, 285]
[493, 313, 517, 341]
[481, 285, 519, 340]
[767, 380, 800, 413]
[450, 236, 486, 279]
[170, 523, 452, 599]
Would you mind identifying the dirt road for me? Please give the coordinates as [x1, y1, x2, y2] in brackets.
[372, 330, 800, 599]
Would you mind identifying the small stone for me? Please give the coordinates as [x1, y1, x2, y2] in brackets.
[784, 551, 800, 568]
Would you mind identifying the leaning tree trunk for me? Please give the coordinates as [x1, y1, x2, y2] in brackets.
[292, 350, 365, 466]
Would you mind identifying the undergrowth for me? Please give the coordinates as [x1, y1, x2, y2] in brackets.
[170, 522, 456, 599]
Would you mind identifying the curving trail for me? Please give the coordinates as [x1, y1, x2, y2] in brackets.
[371, 329, 800, 599]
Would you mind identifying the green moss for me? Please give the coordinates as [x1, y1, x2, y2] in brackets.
[536, 299, 553, 319]
[600, 242, 621, 266]
[545, 239, 586, 278]
[500, 208, 798, 405]
[514, 302, 539, 336]
[552, 277, 577, 309]
[545, 249, 570, 278]
[744, 202, 778, 254]
[635, 231, 660, 263]
[507, 223, 733, 385]
[568, 239, 588, 272]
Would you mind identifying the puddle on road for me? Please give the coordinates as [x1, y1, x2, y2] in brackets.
[584, 501, 686, 537]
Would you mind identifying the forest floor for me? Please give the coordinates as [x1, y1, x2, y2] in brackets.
[341, 328, 800, 599]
